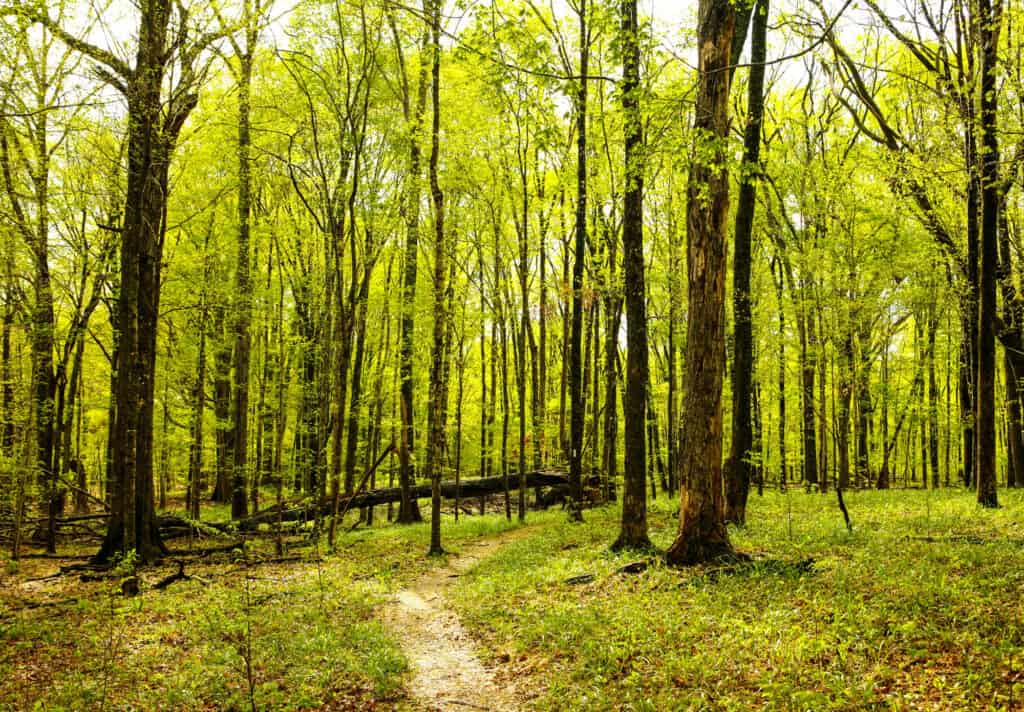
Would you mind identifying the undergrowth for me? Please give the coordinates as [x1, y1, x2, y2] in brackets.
[450, 488, 1024, 711]
[3, 490, 1021, 710]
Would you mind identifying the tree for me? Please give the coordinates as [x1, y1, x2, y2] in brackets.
[568, 0, 590, 522]
[665, 0, 739, 565]
[390, 2, 429, 524]
[14, 1, 217, 562]
[725, 0, 768, 525]
[612, 0, 649, 550]
[217, 0, 274, 520]
[974, 0, 999, 508]
[425, 0, 447, 556]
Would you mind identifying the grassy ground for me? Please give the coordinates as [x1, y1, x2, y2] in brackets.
[3, 489, 1022, 710]
[451, 488, 1024, 711]
[0, 506, 533, 711]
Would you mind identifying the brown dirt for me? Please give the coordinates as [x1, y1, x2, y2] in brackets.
[381, 530, 531, 712]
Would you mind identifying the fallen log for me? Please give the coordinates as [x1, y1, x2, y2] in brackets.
[238, 471, 594, 531]
[156, 516, 235, 540]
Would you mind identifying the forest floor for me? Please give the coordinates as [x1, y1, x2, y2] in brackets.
[2, 488, 1023, 710]
[382, 527, 532, 711]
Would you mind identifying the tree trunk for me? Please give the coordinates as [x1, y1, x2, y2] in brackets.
[773, 261, 787, 491]
[725, 0, 767, 525]
[90, 2, 199, 562]
[975, 0, 999, 507]
[229, 49, 254, 521]
[665, 0, 737, 565]
[425, 0, 447, 556]
[395, 11, 430, 525]
[568, 0, 589, 522]
[614, 0, 650, 550]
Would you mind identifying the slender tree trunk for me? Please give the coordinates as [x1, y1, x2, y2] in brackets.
[517, 135, 530, 522]
[1, 296, 13, 457]
[395, 13, 430, 525]
[975, 0, 999, 507]
[229, 50, 254, 521]
[667, 184, 681, 495]
[344, 258, 375, 497]
[188, 301, 207, 522]
[773, 261, 787, 491]
[425, 0, 447, 556]
[928, 312, 942, 489]
[614, 0, 650, 549]
[500, 300, 511, 520]
[725, 0, 767, 525]
[838, 330, 853, 489]
[568, 0, 589, 521]
[212, 309, 232, 502]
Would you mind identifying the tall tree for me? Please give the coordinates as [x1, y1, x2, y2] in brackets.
[725, 0, 768, 525]
[218, 0, 272, 520]
[613, 0, 650, 550]
[974, 0, 999, 507]
[425, 0, 447, 555]
[568, 0, 589, 522]
[16, 1, 214, 562]
[390, 3, 429, 524]
[665, 0, 739, 565]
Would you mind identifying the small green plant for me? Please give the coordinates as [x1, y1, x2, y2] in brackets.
[110, 549, 139, 578]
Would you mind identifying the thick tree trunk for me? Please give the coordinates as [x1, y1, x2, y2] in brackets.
[94, 4, 198, 562]
[665, 0, 737, 565]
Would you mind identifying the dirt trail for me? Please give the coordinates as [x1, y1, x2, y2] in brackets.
[382, 529, 530, 712]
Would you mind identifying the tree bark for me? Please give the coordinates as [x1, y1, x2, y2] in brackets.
[568, 0, 589, 522]
[425, 0, 447, 556]
[665, 0, 737, 565]
[613, 0, 650, 550]
[975, 0, 999, 508]
[725, 0, 767, 525]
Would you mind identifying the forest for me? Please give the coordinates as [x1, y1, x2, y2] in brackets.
[1, 0, 1023, 708]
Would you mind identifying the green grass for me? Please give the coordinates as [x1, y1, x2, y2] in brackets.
[450, 488, 1024, 711]
[0, 551, 406, 711]
[0, 502, 546, 711]
[4, 490, 1023, 710]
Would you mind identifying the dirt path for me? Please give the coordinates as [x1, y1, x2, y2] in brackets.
[382, 530, 530, 712]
